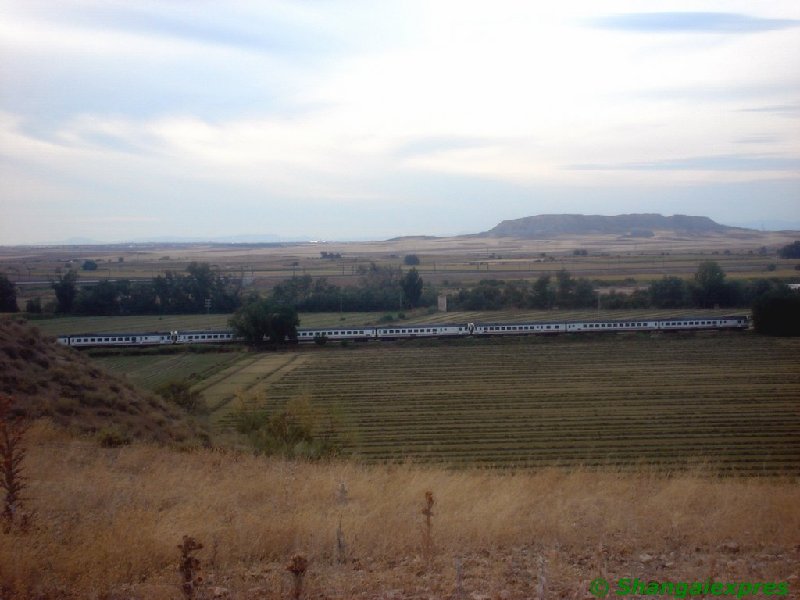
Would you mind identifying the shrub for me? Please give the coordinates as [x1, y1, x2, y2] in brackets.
[752, 292, 800, 336]
[25, 298, 42, 314]
[97, 427, 131, 448]
[156, 381, 207, 415]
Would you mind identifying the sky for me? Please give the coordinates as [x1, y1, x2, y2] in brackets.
[1, 0, 799, 244]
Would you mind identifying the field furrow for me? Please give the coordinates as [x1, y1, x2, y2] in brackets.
[218, 332, 800, 474]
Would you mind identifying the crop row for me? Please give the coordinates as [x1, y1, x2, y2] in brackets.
[217, 333, 800, 474]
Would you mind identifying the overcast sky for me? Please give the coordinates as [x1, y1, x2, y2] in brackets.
[1, 0, 799, 243]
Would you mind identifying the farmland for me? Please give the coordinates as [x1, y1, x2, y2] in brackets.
[3, 229, 799, 312]
[219, 332, 800, 474]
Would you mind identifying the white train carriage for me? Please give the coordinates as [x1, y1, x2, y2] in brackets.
[657, 316, 748, 331]
[475, 322, 565, 335]
[174, 330, 239, 344]
[376, 324, 471, 339]
[565, 320, 660, 332]
[296, 327, 374, 342]
[57, 332, 169, 347]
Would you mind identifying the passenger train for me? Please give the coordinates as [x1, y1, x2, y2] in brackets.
[56, 315, 749, 348]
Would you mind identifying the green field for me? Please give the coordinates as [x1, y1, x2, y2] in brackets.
[93, 351, 245, 391]
[217, 332, 800, 474]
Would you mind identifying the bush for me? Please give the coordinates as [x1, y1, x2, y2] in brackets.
[752, 292, 800, 336]
[232, 396, 341, 459]
[778, 241, 800, 259]
[313, 334, 328, 346]
[97, 427, 131, 448]
[25, 298, 42, 314]
[155, 381, 207, 415]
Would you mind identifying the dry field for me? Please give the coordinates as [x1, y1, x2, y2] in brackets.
[2, 424, 798, 599]
[2, 229, 798, 306]
[223, 332, 800, 475]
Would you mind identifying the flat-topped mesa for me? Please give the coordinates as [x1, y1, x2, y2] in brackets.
[482, 213, 737, 238]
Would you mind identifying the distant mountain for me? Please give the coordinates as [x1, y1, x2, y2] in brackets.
[482, 214, 740, 238]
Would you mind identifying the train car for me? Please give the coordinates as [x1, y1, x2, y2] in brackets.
[296, 327, 374, 342]
[565, 320, 660, 333]
[57, 332, 169, 347]
[375, 324, 471, 339]
[174, 330, 239, 344]
[475, 322, 565, 335]
[656, 316, 748, 331]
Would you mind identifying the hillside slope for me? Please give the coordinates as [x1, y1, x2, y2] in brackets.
[483, 213, 736, 238]
[0, 318, 203, 444]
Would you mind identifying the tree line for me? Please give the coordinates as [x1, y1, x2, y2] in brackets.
[270, 264, 430, 312]
[46, 262, 242, 315]
[448, 261, 794, 312]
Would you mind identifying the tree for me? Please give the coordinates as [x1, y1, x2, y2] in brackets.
[692, 261, 728, 308]
[752, 291, 800, 336]
[25, 298, 42, 314]
[649, 277, 689, 308]
[229, 298, 298, 346]
[403, 254, 420, 266]
[400, 268, 423, 308]
[0, 274, 18, 312]
[531, 275, 555, 309]
[572, 278, 597, 308]
[778, 241, 800, 259]
[81, 260, 98, 271]
[52, 270, 78, 313]
[555, 270, 575, 307]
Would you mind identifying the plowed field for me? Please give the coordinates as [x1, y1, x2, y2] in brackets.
[222, 332, 800, 474]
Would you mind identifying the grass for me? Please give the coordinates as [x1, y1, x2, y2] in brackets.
[0, 319, 204, 444]
[92, 351, 245, 391]
[223, 332, 800, 474]
[3, 424, 798, 598]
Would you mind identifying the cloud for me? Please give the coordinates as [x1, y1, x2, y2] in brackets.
[569, 155, 800, 172]
[740, 104, 800, 116]
[391, 136, 510, 158]
[589, 12, 800, 34]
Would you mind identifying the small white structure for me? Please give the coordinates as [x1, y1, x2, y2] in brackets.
[437, 294, 448, 312]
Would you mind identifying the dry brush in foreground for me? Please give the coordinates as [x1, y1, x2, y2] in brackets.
[1, 425, 798, 599]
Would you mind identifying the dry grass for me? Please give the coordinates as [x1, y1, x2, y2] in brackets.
[2, 424, 798, 599]
[0, 319, 205, 445]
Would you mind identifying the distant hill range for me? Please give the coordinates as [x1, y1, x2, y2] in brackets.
[482, 214, 740, 238]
